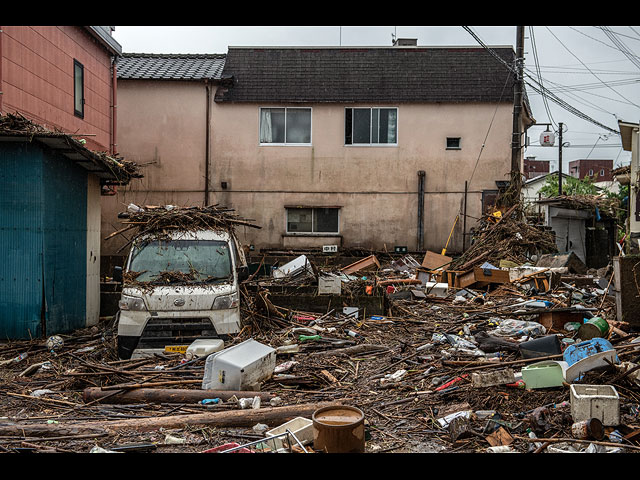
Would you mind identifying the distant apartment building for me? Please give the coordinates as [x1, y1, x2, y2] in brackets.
[523, 157, 550, 179]
[569, 159, 613, 182]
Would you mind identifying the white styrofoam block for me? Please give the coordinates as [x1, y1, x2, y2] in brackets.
[570, 384, 620, 426]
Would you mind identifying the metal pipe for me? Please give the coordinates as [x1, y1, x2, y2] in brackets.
[417, 170, 425, 251]
[0, 26, 4, 114]
[205, 81, 211, 206]
[463, 180, 468, 251]
[111, 57, 118, 155]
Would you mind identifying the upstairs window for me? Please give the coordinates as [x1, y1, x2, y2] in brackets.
[286, 207, 340, 234]
[260, 107, 311, 145]
[345, 107, 397, 145]
[73, 59, 84, 118]
[446, 137, 461, 149]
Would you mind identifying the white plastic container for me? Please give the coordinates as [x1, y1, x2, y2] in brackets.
[570, 384, 620, 426]
[425, 282, 449, 297]
[202, 339, 276, 391]
[265, 417, 314, 452]
[186, 339, 224, 360]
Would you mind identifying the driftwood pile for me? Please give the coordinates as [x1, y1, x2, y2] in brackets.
[109, 204, 261, 253]
[452, 204, 558, 271]
[0, 112, 142, 183]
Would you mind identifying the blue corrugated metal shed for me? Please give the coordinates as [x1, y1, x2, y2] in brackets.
[0, 113, 139, 339]
[0, 142, 87, 338]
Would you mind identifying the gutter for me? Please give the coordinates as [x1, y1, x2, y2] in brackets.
[111, 57, 118, 155]
[205, 80, 211, 206]
[0, 26, 3, 113]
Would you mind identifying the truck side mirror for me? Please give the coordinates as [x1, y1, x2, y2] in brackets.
[237, 265, 249, 282]
[114, 266, 123, 283]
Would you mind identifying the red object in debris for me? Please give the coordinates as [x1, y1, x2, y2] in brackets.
[201, 443, 253, 453]
[435, 374, 468, 391]
[386, 286, 396, 294]
[366, 285, 373, 295]
[293, 315, 315, 324]
[506, 379, 526, 389]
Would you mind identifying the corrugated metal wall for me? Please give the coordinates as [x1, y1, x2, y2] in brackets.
[0, 142, 88, 339]
[42, 148, 87, 336]
[0, 143, 45, 338]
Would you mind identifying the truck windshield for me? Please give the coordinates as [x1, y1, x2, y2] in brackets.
[128, 239, 233, 284]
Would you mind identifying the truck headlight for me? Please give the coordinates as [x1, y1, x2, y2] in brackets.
[119, 295, 147, 311]
[212, 292, 239, 310]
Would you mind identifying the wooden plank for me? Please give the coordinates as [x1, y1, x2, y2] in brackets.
[341, 255, 380, 275]
[422, 251, 452, 270]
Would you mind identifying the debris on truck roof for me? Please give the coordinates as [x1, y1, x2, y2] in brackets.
[107, 204, 262, 251]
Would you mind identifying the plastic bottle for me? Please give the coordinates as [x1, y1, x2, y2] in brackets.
[527, 428, 543, 452]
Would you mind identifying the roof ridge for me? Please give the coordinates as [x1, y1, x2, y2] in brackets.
[121, 52, 226, 58]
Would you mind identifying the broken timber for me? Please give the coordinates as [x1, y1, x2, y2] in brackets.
[0, 402, 344, 436]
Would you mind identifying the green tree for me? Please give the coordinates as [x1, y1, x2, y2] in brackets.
[538, 173, 600, 197]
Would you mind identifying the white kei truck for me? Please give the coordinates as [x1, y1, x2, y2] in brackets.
[115, 229, 249, 360]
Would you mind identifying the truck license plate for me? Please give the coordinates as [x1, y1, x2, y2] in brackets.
[164, 345, 188, 354]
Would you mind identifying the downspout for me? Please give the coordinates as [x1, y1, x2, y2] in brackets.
[111, 57, 118, 155]
[0, 26, 4, 114]
[205, 80, 211, 206]
[417, 171, 425, 251]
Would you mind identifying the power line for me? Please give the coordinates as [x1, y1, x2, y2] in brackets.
[461, 26, 621, 135]
[545, 27, 640, 108]
[597, 26, 640, 71]
[529, 26, 556, 128]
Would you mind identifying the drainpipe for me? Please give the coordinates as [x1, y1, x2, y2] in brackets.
[111, 57, 118, 155]
[417, 171, 425, 251]
[0, 26, 4, 114]
[205, 80, 211, 206]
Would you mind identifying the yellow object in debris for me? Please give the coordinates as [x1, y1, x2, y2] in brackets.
[441, 214, 460, 256]
[492, 211, 502, 219]
[165, 345, 188, 354]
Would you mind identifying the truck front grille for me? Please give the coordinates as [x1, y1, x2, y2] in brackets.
[137, 317, 222, 349]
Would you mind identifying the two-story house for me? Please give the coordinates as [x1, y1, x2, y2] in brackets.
[103, 41, 534, 258]
[0, 26, 134, 339]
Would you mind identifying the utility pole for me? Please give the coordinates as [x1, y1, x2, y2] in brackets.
[558, 122, 563, 196]
[510, 26, 525, 187]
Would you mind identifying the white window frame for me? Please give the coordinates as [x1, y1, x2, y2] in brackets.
[344, 107, 398, 147]
[285, 207, 340, 235]
[259, 107, 312, 146]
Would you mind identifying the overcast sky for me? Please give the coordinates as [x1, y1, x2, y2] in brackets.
[112, 25, 640, 171]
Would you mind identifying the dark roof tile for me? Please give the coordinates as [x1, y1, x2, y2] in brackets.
[117, 53, 226, 81]
[216, 46, 518, 104]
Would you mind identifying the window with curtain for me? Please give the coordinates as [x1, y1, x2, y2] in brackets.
[73, 59, 84, 118]
[286, 207, 339, 234]
[345, 107, 397, 145]
[260, 107, 311, 145]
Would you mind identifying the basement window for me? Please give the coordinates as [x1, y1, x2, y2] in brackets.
[73, 59, 84, 118]
[286, 207, 340, 234]
[345, 107, 397, 145]
[259, 107, 311, 145]
[446, 137, 461, 149]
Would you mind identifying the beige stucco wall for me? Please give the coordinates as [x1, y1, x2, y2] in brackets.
[102, 79, 520, 256]
[209, 101, 515, 254]
[101, 80, 209, 255]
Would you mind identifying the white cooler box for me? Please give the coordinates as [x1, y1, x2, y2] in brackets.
[202, 339, 276, 391]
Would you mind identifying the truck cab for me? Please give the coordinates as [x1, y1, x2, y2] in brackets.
[116, 230, 248, 359]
